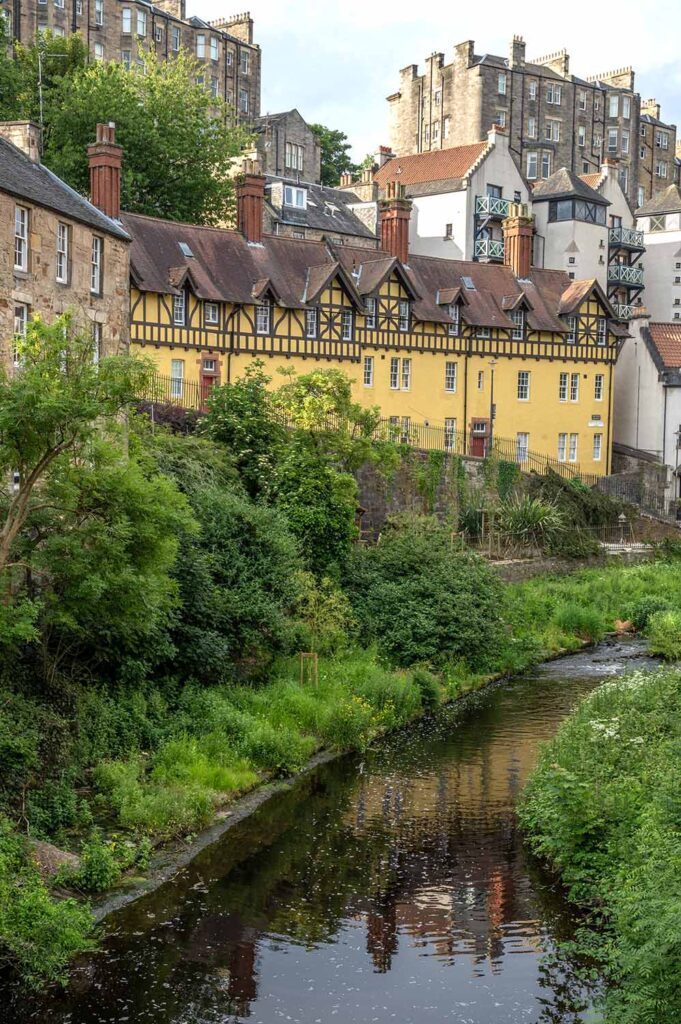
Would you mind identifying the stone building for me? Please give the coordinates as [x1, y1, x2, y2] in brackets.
[263, 175, 377, 248]
[387, 36, 642, 208]
[0, 1, 260, 124]
[0, 119, 130, 365]
[637, 100, 677, 208]
[253, 110, 321, 184]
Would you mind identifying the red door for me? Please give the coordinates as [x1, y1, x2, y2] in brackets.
[470, 421, 489, 457]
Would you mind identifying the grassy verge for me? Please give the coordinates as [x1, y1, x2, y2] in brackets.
[4, 555, 681, 990]
[518, 666, 681, 1023]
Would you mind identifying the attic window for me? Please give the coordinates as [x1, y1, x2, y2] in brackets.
[462, 276, 475, 290]
[178, 242, 194, 258]
[284, 186, 307, 209]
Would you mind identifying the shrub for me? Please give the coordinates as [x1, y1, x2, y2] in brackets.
[646, 609, 681, 659]
[628, 594, 672, 631]
[71, 831, 121, 893]
[411, 667, 442, 710]
[495, 495, 566, 547]
[553, 602, 605, 643]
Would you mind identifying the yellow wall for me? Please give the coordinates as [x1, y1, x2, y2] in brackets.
[130, 281, 616, 475]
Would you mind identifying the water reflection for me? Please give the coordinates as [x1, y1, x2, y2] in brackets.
[9, 641, 649, 1024]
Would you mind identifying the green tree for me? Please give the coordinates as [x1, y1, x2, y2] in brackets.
[0, 21, 20, 119]
[12, 31, 89, 127]
[309, 123, 358, 186]
[43, 48, 251, 224]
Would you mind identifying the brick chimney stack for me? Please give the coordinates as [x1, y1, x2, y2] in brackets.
[87, 122, 122, 220]
[502, 204, 534, 279]
[379, 181, 412, 264]
[236, 159, 265, 244]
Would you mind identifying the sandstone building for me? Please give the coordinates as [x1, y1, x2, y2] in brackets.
[253, 110, 321, 184]
[387, 36, 660, 209]
[1, 1, 260, 123]
[0, 119, 130, 366]
[638, 100, 677, 207]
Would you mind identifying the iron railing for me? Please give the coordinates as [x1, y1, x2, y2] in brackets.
[608, 264, 644, 286]
[474, 238, 505, 260]
[475, 195, 512, 218]
[608, 226, 645, 249]
[613, 303, 636, 320]
[141, 374, 204, 410]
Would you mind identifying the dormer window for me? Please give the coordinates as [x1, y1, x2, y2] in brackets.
[173, 290, 186, 326]
[256, 301, 271, 335]
[447, 303, 460, 337]
[305, 308, 318, 339]
[511, 308, 525, 340]
[365, 297, 376, 329]
[284, 186, 307, 209]
[398, 299, 410, 332]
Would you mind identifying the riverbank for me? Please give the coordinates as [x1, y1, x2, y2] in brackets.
[519, 663, 681, 1023]
[4, 554, 681, 992]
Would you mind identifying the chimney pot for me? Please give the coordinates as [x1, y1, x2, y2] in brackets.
[236, 158, 265, 244]
[379, 183, 411, 263]
[87, 121, 123, 220]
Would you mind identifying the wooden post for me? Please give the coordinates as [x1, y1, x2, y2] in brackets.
[299, 652, 319, 687]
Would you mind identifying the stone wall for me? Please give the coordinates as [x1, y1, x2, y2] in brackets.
[255, 112, 321, 183]
[0, 190, 130, 363]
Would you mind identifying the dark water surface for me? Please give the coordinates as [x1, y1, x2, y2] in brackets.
[7, 641, 654, 1024]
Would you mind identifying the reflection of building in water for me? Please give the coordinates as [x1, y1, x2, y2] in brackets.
[184, 912, 259, 1016]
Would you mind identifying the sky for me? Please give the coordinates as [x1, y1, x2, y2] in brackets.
[192, 0, 681, 160]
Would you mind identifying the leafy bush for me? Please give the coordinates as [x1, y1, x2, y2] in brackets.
[519, 668, 681, 1023]
[0, 817, 93, 988]
[628, 594, 672, 631]
[412, 667, 443, 710]
[553, 602, 605, 643]
[646, 609, 681, 659]
[495, 495, 566, 547]
[345, 515, 504, 669]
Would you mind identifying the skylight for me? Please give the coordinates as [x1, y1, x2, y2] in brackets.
[178, 242, 194, 258]
[462, 276, 475, 290]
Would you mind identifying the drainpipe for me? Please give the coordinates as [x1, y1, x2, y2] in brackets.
[462, 349, 469, 454]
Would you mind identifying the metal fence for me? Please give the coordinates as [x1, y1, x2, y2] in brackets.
[595, 474, 678, 521]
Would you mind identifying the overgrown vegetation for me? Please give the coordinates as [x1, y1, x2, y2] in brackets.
[0, 326, 676, 994]
[519, 668, 681, 1023]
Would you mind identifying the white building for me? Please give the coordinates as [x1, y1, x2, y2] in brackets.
[614, 314, 681, 501]
[531, 168, 610, 288]
[343, 126, 529, 262]
[635, 185, 681, 323]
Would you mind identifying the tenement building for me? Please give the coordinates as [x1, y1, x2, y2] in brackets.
[1, 1, 260, 122]
[0, 119, 130, 365]
[387, 36, 645, 208]
[638, 100, 678, 208]
[100, 140, 622, 476]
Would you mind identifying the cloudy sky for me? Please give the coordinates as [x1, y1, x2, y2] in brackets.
[194, 0, 681, 160]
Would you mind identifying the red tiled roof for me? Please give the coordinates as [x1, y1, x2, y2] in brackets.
[374, 143, 489, 188]
[579, 172, 603, 190]
[649, 323, 681, 368]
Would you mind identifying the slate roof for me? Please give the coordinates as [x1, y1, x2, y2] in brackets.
[374, 143, 489, 189]
[648, 323, 681, 368]
[122, 211, 616, 336]
[264, 176, 375, 240]
[0, 136, 129, 241]
[532, 167, 608, 204]
[637, 185, 681, 216]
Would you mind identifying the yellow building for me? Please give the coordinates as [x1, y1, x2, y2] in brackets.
[121, 172, 625, 476]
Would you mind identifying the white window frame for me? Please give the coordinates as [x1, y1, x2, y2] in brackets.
[444, 361, 457, 393]
[389, 356, 399, 390]
[559, 372, 568, 402]
[14, 206, 28, 271]
[196, 34, 205, 58]
[516, 432, 529, 462]
[557, 433, 567, 462]
[511, 308, 524, 340]
[527, 116, 537, 139]
[92, 321, 102, 364]
[136, 9, 146, 36]
[363, 355, 374, 387]
[401, 357, 411, 391]
[283, 185, 306, 209]
[13, 303, 28, 368]
[622, 96, 631, 119]
[517, 370, 530, 401]
[210, 36, 219, 61]
[173, 291, 186, 326]
[526, 151, 538, 179]
[546, 83, 562, 105]
[305, 308, 318, 339]
[398, 299, 410, 333]
[528, 80, 537, 100]
[444, 417, 457, 451]
[657, 130, 669, 149]
[497, 72, 507, 95]
[365, 297, 376, 329]
[170, 359, 184, 399]
[578, 126, 586, 148]
[608, 128, 618, 153]
[56, 222, 69, 283]
[240, 50, 250, 74]
[447, 302, 460, 336]
[204, 301, 219, 325]
[171, 26, 180, 51]
[341, 309, 353, 341]
[569, 433, 578, 463]
[609, 95, 619, 118]
[593, 434, 602, 461]
[255, 301, 271, 335]
[94, 42, 104, 61]
[477, 370, 484, 391]
[541, 152, 552, 178]
[94, 0, 103, 25]
[570, 372, 580, 402]
[621, 129, 630, 155]
[90, 236, 102, 294]
[121, 7, 132, 32]
[566, 315, 577, 343]
[594, 373, 604, 401]
[596, 318, 607, 346]
[578, 90, 587, 111]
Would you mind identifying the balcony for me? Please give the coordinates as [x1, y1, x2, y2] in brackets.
[608, 264, 644, 287]
[475, 195, 511, 218]
[474, 238, 505, 261]
[608, 226, 645, 249]
[613, 303, 635, 320]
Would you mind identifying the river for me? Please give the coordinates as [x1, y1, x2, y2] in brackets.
[7, 639, 654, 1024]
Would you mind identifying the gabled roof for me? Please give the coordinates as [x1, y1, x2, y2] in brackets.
[557, 278, 615, 317]
[579, 172, 605, 190]
[265, 176, 374, 240]
[637, 185, 681, 216]
[0, 137, 129, 241]
[532, 167, 609, 204]
[374, 142, 489, 190]
[647, 322, 681, 369]
[122, 210, 618, 337]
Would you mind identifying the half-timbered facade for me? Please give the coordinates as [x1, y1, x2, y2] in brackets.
[122, 199, 623, 475]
